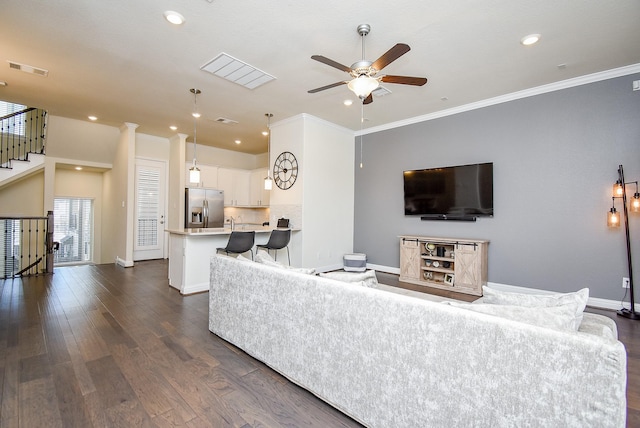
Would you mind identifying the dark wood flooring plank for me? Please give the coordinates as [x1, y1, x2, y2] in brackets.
[19, 353, 51, 383]
[61, 327, 97, 396]
[19, 376, 63, 427]
[0, 347, 20, 428]
[85, 354, 139, 410]
[110, 344, 197, 422]
[66, 310, 111, 362]
[51, 361, 93, 427]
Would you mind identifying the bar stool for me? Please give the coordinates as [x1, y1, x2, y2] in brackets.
[217, 231, 255, 260]
[257, 229, 291, 265]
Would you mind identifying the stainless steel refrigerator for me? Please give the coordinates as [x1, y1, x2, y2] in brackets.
[185, 187, 224, 228]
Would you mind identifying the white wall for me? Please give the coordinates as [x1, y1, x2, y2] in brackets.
[270, 114, 354, 270]
[46, 116, 119, 162]
[186, 143, 267, 170]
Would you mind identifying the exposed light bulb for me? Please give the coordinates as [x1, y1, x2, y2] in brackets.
[608, 207, 620, 227]
[632, 193, 640, 212]
[614, 181, 624, 196]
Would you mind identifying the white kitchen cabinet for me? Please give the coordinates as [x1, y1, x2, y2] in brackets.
[184, 163, 218, 189]
[218, 168, 250, 206]
[250, 168, 270, 207]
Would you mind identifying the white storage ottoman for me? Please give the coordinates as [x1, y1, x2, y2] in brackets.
[343, 253, 367, 272]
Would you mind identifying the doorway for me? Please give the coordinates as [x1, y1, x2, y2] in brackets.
[53, 198, 93, 265]
[134, 158, 167, 261]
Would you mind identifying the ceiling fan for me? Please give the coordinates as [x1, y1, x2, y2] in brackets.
[308, 24, 427, 104]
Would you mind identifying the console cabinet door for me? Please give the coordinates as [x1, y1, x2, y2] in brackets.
[400, 238, 421, 281]
[453, 244, 484, 292]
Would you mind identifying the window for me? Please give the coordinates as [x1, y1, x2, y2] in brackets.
[53, 198, 93, 264]
[0, 101, 28, 136]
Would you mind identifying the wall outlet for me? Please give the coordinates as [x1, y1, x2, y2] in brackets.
[623, 277, 630, 289]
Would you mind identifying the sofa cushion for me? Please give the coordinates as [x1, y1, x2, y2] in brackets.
[481, 286, 589, 330]
[319, 270, 378, 288]
[445, 301, 579, 332]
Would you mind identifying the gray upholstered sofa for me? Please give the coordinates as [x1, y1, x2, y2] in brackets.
[208, 254, 627, 428]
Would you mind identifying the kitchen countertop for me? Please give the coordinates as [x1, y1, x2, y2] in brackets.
[167, 226, 297, 236]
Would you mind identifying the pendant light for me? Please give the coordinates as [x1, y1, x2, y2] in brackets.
[189, 88, 201, 184]
[264, 113, 273, 190]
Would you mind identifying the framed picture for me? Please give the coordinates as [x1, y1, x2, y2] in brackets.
[444, 273, 454, 285]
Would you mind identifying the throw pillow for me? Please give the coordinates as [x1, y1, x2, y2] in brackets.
[255, 249, 277, 264]
[319, 270, 378, 288]
[255, 249, 315, 274]
[481, 286, 589, 330]
[235, 254, 252, 262]
[445, 301, 578, 332]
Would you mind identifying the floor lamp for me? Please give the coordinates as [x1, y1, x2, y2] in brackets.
[608, 164, 640, 320]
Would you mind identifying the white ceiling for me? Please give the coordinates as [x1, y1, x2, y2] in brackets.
[1, 0, 639, 154]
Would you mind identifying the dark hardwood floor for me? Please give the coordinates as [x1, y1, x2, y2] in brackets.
[0, 261, 637, 427]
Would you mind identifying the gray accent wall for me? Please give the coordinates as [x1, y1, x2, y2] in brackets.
[354, 73, 640, 300]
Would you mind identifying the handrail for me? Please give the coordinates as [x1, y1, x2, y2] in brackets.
[0, 107, 36, 121]
[0, 211, 54, 278]
[0, 107, 47, 169]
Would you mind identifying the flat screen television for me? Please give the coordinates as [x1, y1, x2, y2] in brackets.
[403, 162, 493, 220]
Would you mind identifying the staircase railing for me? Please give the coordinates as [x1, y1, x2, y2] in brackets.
[0, 108, 47, 169]
[0, 211, 55, 279]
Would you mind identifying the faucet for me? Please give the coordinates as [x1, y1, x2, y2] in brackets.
[229, 216, 235, 231]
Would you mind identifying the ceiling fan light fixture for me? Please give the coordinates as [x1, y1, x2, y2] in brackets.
[348, 75, 379, 99]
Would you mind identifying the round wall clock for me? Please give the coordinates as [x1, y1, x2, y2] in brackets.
[273, 151, 298, 190]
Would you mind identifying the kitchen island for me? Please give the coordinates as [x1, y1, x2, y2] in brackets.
[167, 226, 297, 294]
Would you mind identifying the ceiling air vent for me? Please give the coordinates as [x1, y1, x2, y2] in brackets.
[372, 86, 392, 97]
[7, 61, 49, 77]
[200, 53, 275, 90]
[213, 117, 238, 125]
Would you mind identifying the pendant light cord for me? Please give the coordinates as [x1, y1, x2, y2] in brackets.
[359, 101, 364, 168]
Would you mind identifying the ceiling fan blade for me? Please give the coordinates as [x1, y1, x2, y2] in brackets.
[311, 55, 352, 73]
[380, 75, 428, 86]
[371, 43, 410, 71]
[308, 81, 347, 93]
[363, 93, 373, 105]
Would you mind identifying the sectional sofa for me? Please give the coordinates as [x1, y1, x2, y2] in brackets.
[208, 254, 627, 427]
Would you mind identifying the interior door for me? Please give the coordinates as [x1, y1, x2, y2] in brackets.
[134, 158, 167, 261]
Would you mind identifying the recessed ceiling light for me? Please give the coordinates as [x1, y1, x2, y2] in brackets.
[343, 99, 353, 106]
[261, 131, 268, 136]
[88, 115, 97, 121]
[75, 166, 83, 171]
[192, 112, 201, 118]
[169, 125, 177, 131]
[164, 11, 185, 25]
[235, 140, 241, 145]
[520, 34, 541, 46]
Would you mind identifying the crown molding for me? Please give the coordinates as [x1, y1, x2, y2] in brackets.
[356, 63, 640, 136]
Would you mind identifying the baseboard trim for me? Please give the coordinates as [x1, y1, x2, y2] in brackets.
[366, 263, 629, 311]
[115, 256, 134, 268]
